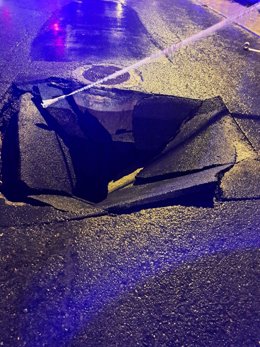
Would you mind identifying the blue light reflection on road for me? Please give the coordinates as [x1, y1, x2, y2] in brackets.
[22, 220, 260, 346]
[31, 0, 156, 61]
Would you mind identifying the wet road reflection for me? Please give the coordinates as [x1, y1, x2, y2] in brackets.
[0, 3, 12, 29]
[31, 0, 157, 61]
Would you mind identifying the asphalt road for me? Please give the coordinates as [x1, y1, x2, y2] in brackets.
[0, 0, 260, 346]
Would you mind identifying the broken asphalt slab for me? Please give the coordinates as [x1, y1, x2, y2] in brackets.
[137, 96, 257, 183]
[99, 164, 232, 213]
[28, 194, 105, 216]
[0, 196, 106, 228]
[2, 92, 77, 197]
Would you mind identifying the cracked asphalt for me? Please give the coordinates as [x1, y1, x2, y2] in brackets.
[0, 0, 260, 346]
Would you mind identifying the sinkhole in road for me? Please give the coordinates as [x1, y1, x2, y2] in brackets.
[1, 79, 201, 204]
[1, 78, 253, 212]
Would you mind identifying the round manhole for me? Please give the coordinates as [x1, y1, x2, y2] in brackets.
[82, 65, 130, 86]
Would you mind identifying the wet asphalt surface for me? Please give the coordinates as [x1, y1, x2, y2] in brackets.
[0, 0, 260, 346]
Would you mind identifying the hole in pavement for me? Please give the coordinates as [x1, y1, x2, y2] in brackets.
[1, 77, 252, 213]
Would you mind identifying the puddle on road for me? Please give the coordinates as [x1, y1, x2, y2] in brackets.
[31, 0, 157, 61]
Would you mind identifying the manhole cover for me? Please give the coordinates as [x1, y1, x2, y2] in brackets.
[82, 65, 130, 85]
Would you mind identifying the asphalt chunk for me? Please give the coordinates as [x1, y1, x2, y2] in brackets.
[99, 164, 232, 212]
[2, 93, 76, 198]
[28, 194, 105, 216]
[137, 97, 256, 183]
